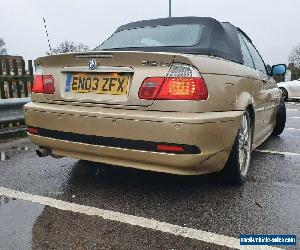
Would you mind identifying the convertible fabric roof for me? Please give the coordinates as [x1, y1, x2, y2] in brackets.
[102, 17, 244, 64]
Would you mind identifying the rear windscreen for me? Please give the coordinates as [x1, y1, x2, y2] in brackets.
[95, 24, 204, 49]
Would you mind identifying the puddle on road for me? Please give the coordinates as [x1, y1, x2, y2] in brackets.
[0, 196, 44, 250]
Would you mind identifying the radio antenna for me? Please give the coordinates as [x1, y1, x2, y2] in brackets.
[43, 17, 52, 54]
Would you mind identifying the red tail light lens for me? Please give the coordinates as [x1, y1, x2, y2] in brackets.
[157, 77, 208, 100]
[43, 75, 55, 94]
[32, 75, 44, 93]
[32, 75, 55, 94]
[138, 64, 208, 101]
[138, 77, 165, 99]
[138, 77, 208, 100]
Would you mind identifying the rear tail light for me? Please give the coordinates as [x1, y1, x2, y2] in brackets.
[138, 77, 165, 99]
[157, 77, 207, 100]
[138, 64, 208, 100]
[32, 75, 55, 94]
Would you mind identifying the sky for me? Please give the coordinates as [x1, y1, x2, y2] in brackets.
[0, 0, 299, 65]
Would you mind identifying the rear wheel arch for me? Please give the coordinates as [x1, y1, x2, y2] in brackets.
[234, 93, 255, 139]
[235, 91, 254, 110]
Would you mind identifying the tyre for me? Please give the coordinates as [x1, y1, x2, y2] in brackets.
[272, 101, 286, 136]
[221, 110, 252, 185]
[280, 88, 288, 102]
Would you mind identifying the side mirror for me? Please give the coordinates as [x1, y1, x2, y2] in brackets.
[271, 64, 286, 76]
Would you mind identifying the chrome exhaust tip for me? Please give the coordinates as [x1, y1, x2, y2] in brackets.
[36, 147, 51, 157]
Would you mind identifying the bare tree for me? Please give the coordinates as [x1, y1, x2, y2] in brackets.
[0, 38, 7, 55]
[288, 44, 300, 68]
[48, 40, 90, 54]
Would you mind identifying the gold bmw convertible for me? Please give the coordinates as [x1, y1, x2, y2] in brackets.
[24, 17, 287, 184]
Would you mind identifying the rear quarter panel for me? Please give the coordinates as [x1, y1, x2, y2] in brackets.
[150, 54, 261, 113]
[159, 54, 268, 143]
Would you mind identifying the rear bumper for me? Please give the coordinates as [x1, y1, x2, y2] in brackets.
[24, 102, 243, 175]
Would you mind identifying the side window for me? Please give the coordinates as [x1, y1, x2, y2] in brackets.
[238, 34, 255, 69]
[240, 34, 267, 75]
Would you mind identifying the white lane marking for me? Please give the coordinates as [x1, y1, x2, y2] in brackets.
[286, 128, 300, 131]
[255, 149, 300, 157]
[273, 182, 300, 190]
[0, 187, 281, 250]
[0, 152, 7, 161]
[286, 102, 300, 105]
[287, 108, 299, 111]
[289, 117, 300, 119]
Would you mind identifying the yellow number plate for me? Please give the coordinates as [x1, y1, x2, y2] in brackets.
[65, 73, 129, 95]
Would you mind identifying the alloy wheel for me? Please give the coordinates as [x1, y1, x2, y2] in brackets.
[238, 113, 251, 177]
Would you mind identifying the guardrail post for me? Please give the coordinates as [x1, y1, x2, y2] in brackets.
[12, 59, 22, 98]
[5, 59, 13, 98]
[28, 60, 33, 88]
[0, 60, 5, 99]
[21, 60, 29, 97]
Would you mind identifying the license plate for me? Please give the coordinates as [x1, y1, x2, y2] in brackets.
[65, 73, 129, 95]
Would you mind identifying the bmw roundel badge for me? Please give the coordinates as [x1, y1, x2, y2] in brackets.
[88, 59, 97, 70]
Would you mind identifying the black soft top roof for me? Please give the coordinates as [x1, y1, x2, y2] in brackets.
[103, 17, 244, 64]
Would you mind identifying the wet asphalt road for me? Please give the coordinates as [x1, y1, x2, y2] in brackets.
[0, 102, 299, 249]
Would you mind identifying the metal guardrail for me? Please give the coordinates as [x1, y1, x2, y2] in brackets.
[0, 97, 31, 125]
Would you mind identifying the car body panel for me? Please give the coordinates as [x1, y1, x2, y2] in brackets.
[35, 51, 176, 107]
[24, 17, 282, 175]
[24, 102, 242, 175]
